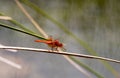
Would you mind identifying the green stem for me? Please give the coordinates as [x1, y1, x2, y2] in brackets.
[0, 23, 46, 40]
[69, 56, 104, 78]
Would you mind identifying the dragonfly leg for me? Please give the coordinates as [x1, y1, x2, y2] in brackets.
[54, 47, 59, 52]
[50, 46, 54, 52]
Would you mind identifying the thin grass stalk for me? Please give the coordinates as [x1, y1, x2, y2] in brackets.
[0, 23, 46, 40]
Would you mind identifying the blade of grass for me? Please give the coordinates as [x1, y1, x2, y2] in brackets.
[0, 16, 12, 20]
[0, 12, 37, 35]
[0, 23, 46, 40]
[1, 46, 120, 64]
[69, 56, 104, 78]
[15, 0, 48, 38]
[20, 0, 119, 77]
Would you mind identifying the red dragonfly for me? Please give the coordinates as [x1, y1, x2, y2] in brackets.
[35, 37, 65, 51]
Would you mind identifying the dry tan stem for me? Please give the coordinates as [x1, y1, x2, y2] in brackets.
[15, 0, 48, 38]
[0, 46, 120, 64]
[0, 16, 12, 20]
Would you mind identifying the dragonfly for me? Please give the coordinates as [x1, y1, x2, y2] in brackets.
[34, 36, 66, 51]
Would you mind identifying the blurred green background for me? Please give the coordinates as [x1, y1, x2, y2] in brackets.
[0, 0, 120, 78]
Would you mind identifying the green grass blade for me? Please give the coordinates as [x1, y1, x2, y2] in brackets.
[0, 23, 46, 40]
[20, 0, 118, 76]
[9, 20, 35, 34]
[0, 12, 37, 35]
[69, 56, 104, 78]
